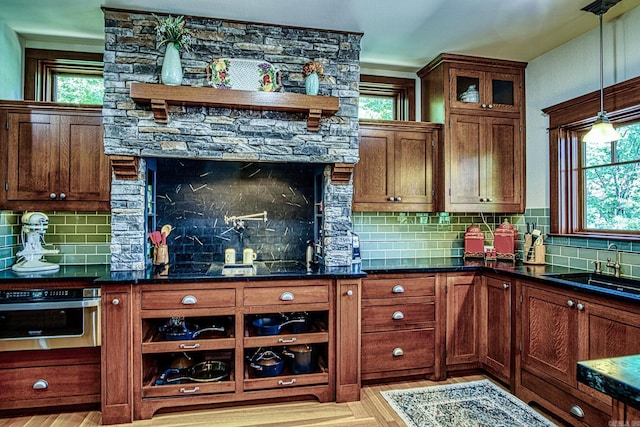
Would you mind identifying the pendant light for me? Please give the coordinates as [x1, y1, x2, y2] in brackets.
[582, 0, 622, 144]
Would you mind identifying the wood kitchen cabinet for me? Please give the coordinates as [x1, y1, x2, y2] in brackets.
[418, 54, 526, 213]
[353, 120, 441, 212]
[129, 279, 342, 422]
[0, 102, 110, 211]
[517, 280, 640, 426]
[361, 273, 443, 382]
[445, 273, 480, 370]
[479, 274, 512, 384]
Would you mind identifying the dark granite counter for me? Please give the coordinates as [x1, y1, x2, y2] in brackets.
[578, 355, 640, 411]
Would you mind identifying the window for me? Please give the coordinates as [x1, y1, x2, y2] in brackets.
[359, 75, 415, 121]
[545, 76, 640, 239]
[24, 48, 104, 104]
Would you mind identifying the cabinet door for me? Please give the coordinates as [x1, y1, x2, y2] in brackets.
[353, 127, 394, 205]
[487, 71, 521, 114]
[484, 116, 523, 211]
[448, 114, 482, 208]
[336, 279, 360, 402]
[101, 285, 133, 425]
[394, 130, 435, 209]
[449, 68, 484, 110]
[6, 112, 60, 202]
[520, 285, 577, 387]
[481, 276, 511, 382]
[60, 114, 110, 202]
[445, 273, 479, 366]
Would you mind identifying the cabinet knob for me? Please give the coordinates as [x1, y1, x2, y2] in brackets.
[567, 300, 575, 307]
[569, 405, 585, 418]
[181, 295, 198, 305]
[389, 197, 395, 201]
[396, 197, 402, 202]
[111, 298, 120, 305]
[488, 104, 493, 109]
[346, 290, 353, 296]
[577, 303, 585, 311]
[481, 104, 487, 108]
[392, 311, 405, 320]
[280, 291, 294, 301]
[32, 379, 49, 390]
[60, 193, 66, 199]
[392, 285, 405, 294]
[50, 193, 57, 199]
[392, 347, 404, 357]
[503, 283, 509, 289]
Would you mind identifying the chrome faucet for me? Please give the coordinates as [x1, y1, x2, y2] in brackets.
[606, 243, 621, 277]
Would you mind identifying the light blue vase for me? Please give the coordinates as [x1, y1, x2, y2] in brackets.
[305, 72, 319, 95]
[161, 43, 183, 86]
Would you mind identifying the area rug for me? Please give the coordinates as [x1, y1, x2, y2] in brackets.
[381, 379, 557, 427]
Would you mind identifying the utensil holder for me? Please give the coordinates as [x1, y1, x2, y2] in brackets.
[154, 245, 169, 265]
[524, 244, 545, 265]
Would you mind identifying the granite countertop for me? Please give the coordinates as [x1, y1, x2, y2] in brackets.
[578, 355, 640, 411]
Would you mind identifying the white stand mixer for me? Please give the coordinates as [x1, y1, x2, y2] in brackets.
[12, 212, 60, 273]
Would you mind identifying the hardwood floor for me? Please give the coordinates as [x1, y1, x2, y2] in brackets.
[0, 374, 542, 427]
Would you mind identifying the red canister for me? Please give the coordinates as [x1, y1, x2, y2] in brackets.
[494, 219, 518, 261]
[464, 224, 485, 259]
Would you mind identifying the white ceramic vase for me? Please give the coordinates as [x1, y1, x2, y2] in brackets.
[305, 72, 319, 95]
[161, 43, 183, 86]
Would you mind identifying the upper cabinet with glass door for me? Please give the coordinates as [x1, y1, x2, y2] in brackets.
[449, 68, 522, 114]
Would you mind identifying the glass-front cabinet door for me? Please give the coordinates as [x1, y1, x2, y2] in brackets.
[450, 68, 521, 114]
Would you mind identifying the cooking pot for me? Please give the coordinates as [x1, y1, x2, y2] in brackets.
[158, 316, 226, 341]
[282, 344, 315, 374]
[251, 315, 306, 336]
[155, 360, 229, 385]
[282, 312, 311, 334]
[248, 348, 284, 377]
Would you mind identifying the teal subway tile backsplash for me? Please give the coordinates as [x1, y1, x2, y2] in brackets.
[0, 210, 111, 270]
[354, 208, 640, 279]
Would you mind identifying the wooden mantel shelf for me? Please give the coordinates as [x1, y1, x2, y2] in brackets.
[129, 82, 339, 131]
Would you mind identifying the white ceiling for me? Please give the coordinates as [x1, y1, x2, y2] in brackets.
[1, 0, 639, 71]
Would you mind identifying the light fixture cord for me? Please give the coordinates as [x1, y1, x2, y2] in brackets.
[599, 12, 604, 114]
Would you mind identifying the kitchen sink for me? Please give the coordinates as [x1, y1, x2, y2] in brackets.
[543, 272, 640, 295]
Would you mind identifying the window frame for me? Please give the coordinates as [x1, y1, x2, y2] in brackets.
[359, 74, 416, 121]
[24, 48, 103, 102]
[544, 75, 640, 240]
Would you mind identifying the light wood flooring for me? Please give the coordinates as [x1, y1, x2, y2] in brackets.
[0, 374, 554, 427]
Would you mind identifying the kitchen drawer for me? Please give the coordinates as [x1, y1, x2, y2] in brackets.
[362, 302, 435, 330]
[363, 276, 435, 300]
[141, 288, 236, 310]
[0, 363, 100, 402]
[244, 372, 329, 391]
[521, 370, 610, 426]
[243, 284, 329, 307]
[362, 329, 435, 373]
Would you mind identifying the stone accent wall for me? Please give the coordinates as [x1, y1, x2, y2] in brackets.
[102, 9, 361, 270]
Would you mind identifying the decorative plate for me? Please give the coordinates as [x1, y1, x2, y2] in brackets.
[207, 58, 281, 92]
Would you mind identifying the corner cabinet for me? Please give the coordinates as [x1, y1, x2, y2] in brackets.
[353, 120, 441, 212]
[0, 102, 110, 211]
[445, 273, 480, 371]
[418, 54, 526, 213]
[479, 274, 512, 384]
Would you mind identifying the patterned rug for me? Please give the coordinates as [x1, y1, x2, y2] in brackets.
[381, 379, 557, 427]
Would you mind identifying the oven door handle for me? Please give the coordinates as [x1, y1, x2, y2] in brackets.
[0, 298, 101, 312]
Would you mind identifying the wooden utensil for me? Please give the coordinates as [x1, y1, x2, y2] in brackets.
[161, 224, 172, 245]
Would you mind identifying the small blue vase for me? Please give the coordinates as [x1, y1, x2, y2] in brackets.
[305, 72, 319, 95]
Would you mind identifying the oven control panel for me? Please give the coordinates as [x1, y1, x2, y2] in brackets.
[0, 288, 95, 303]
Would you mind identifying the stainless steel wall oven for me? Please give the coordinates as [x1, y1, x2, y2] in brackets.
[0, 288, 101, 351]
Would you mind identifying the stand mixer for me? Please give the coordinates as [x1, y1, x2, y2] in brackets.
[12, 212, 60, 273]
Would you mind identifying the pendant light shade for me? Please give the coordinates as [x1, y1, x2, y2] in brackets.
[582, 0, 622, 144]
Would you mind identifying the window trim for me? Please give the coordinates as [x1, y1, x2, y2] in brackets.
[359, 74, 416, 121]
[544, 75, 640, 240]
[24, 48, 103, 102]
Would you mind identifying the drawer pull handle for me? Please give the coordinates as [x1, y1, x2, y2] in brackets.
[179, 343, 200, 349]
[569, 405, 584, 418]
[392, 311, 405, 320]
[180, 387, 200, 393]
[278, 379, 296, 386]
[392, 285, 405, 294]
[280, 291, 294, 301]
[392, 348, 404, 357]
[181, 295, 198, 305]
[278, 337, 297, 343]
[32, 379, 48, 390]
